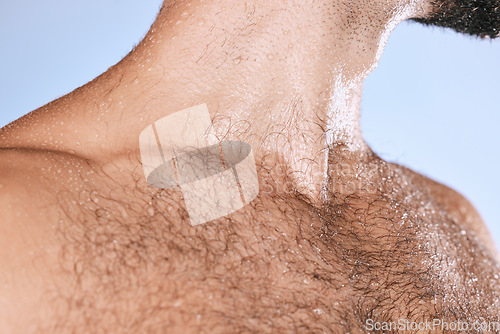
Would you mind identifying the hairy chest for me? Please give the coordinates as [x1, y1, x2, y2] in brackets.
[44, 181, 500, 334]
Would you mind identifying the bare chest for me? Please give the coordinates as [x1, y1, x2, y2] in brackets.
[43, 183, 498, 333]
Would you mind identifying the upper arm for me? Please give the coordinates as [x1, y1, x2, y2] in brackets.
[0, 157, 30, 226]
[0, 149, 62, 257]
[0, 163, 57, 332]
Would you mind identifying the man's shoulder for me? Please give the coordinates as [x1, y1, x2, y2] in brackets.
[0, 148, 59, 207]
[392, 161, 498, 259]
[0, 147, 63, 234]
[0, 147, 93, 233]
[0, 149, 42, 213]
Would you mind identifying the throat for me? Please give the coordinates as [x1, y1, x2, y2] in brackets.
[231, 81, 368, 204]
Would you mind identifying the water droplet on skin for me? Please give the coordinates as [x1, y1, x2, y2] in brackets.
[233, 57, 242, 64]
[267, 54, 274, 61]
[313, 309, 324, 315]
[147, 207, 155, 216]
[90, 191, 99, 203]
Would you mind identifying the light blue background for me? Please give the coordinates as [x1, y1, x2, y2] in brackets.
[1, 1, 499, 247]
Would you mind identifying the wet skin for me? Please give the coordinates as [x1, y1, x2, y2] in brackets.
[0, 0, 499, 332]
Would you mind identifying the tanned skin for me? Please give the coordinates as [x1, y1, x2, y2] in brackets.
[0, 0, 499, 332]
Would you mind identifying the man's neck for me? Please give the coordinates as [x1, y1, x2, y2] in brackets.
[0, 0, 423, 203]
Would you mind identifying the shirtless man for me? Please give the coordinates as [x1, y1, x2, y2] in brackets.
[0, 0, 499, 332]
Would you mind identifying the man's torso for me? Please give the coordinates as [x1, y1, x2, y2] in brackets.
[0, 148, 499, 333]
